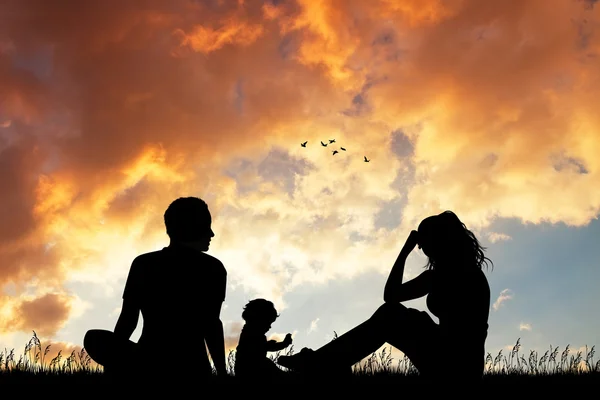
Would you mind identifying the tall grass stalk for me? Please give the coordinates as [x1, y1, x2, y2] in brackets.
[2, 332, 598, 381]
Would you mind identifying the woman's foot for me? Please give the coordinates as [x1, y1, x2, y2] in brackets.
[277, 347, 316, 372]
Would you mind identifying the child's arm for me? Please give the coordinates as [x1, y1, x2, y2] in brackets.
[266, 333, 292, 352]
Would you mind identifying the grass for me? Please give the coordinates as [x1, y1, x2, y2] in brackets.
[1, 332, 598, 385]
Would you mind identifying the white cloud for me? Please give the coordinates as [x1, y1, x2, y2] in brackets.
[576, 345, 589, 354]
[109, 306, 122, 317]
[493, 288, 514, 311]
[308, 318, 320, 334]
[519, 322, 532, 331]
[209, 147, 410, 310]
[68, 294, 93, 320]
[488, 232, 512, 243]
[0, 332, 20, 351]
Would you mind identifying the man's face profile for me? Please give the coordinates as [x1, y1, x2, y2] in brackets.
[196, 212, 214, 251]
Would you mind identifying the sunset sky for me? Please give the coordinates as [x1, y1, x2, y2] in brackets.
[1, 0, 599, 369]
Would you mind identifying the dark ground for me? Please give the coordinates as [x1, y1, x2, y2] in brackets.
[1, 370, 599, 385]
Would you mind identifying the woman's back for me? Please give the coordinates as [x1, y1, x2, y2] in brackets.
[427, 266, 491, 377]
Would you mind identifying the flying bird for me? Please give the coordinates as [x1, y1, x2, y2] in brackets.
[364, 156, 370, 162]
[340, 147, 346, 151]
[301, 141, 307, 147]
[321, 141, 328, 147]
[329, 139, 336, 144]
[332, 150, 339, 155]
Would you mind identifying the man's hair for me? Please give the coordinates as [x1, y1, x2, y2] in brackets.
[164, 197, 211, 242]
[241, 299, 278, 323]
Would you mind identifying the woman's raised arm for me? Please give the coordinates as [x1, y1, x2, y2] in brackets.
[383, 230, 427, 303]
[384, 269, 433, 303]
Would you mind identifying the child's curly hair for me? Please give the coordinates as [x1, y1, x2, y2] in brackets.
[241, 299, 279, 323]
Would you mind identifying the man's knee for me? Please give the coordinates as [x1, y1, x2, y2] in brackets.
[84, 330, 99, 352]
[83, 329, 112, 359]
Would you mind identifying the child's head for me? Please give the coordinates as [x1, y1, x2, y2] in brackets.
[241, 299, 279, 332]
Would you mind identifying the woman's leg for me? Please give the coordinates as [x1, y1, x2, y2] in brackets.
[278, 303, 438, 376]
[309, 317, 386, 367]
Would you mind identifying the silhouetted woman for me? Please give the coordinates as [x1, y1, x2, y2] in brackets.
[278, 211, 492, 382]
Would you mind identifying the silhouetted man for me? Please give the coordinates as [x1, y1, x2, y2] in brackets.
[84, 197, 227, 383]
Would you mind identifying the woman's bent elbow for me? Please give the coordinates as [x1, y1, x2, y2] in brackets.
[383, 292, 395, 303]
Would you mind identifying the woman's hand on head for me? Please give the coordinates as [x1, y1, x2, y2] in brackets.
[402, 230, 419, 254]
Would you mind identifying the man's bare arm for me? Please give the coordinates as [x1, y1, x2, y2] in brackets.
[204, 301, 227, 376]
[114, 298, 140, 340]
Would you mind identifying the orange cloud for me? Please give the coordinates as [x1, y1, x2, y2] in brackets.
[275, 0, 365, 89]
[0, 0, 599, 340]
[174, 17, 264, 55]
[1, 293, 74, 337]
[224, 321, 243, 353]
[376, 0, 465, 27]
[363, 0, 600, 229]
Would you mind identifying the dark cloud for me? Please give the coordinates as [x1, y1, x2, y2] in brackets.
[3, 293, 73, 337]
[1, 0, 600, 342]
[389, 129, 414, 159]
[257, 148, 314, 196]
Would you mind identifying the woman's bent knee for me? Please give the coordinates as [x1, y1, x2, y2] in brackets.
[371, 302, 407, 321]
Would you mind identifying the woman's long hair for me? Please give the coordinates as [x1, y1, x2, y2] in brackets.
[419, 211, 494, 272]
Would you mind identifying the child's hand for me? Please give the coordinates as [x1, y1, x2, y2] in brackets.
[283, 333, 293, 346]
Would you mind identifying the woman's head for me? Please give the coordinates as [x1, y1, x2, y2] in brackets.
[417, 211, 493, 272]
[241, 299, 279, 332]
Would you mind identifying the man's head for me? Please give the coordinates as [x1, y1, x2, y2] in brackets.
[164, 197, 214, 251]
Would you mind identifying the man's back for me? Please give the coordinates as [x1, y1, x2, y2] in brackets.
[122, 243, 227, 348]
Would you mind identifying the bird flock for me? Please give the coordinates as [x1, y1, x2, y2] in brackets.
[300, 139, 370, 162]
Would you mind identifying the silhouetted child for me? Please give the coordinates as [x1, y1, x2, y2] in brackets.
[234, 299, 293, 380]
